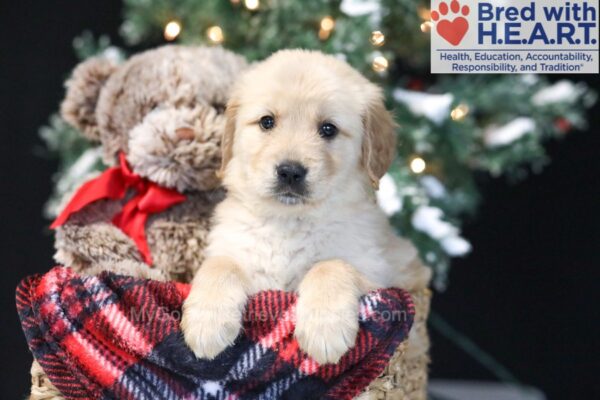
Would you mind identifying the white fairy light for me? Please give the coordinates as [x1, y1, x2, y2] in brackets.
[164, 21, 181, 41]
[410, 157, 426, 174]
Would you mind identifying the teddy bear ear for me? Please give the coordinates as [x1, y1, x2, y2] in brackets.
[60, 57, 117, 141]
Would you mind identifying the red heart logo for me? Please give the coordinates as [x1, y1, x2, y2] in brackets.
[436, 17, 468, 46]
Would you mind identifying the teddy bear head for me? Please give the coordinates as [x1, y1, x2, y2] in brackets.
[60, 45, 247, 193]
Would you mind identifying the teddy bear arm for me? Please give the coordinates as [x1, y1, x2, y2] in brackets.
[54, 221, 143, 272]
[146, 218, 212, 282]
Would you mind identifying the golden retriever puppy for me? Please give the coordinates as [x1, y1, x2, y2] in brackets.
[181, 49, 431, 364]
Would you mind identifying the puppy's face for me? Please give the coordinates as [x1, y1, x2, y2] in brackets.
[220, 50, 396, 211]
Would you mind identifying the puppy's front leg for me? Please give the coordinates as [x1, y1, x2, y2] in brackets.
[295, 259, 375, 364]
[181, 256, 249, 359]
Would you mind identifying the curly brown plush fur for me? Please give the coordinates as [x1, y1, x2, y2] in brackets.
[54, 45, 246, 282]
[61, 58, 117, 141]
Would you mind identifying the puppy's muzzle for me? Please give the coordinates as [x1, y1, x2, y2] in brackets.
[273, 161, 309, 205]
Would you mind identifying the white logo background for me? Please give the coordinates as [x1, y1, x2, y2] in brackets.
[431, 0, 599, 73]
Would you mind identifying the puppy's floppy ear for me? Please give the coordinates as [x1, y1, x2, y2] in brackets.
[361, 89, 397, 190]
[217, 100, 239, 179]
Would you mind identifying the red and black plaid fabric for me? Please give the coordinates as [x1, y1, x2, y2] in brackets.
[17, 267, 414, 400]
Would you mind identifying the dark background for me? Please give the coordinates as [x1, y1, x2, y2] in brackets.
[1, 1, 598, 398]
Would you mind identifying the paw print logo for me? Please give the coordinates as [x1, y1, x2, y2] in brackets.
[432, 0, 470, 46]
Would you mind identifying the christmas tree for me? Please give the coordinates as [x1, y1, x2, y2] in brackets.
[40, 0, 596, 290]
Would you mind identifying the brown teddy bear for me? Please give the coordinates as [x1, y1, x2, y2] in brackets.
[51, 45, 247, 283]
[30, 44, 247, 400]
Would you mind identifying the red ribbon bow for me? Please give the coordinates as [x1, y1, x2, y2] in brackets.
[51, 153, 187, 265]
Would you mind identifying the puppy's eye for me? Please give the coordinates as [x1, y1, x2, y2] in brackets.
[259, 115, 275, 130]
[212, 102, 226, 114]
[319, 122, 338, 139]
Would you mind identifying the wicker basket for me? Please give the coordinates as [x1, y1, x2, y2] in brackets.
[30, 361, 62, 400]
[29, 289, 431, 400]
[362, 288, 431, 400]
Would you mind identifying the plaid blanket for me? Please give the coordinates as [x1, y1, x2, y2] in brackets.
[17, 267, 414, 400]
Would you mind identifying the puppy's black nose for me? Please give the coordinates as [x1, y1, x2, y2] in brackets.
[276, 161, 308, 186]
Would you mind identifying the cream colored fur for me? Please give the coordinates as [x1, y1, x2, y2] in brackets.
[182, 50, 431, 365]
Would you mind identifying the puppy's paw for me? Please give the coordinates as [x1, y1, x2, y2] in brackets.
[294, 295, 359, 364]
[181, 291, 244, 359]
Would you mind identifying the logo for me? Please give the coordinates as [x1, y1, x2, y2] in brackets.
[432, 0, 471, 46]
[430, 0, 599, 74]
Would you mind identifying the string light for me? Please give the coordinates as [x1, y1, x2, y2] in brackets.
[418, 6, 433, 33]
[418, 7, 432, 20]
[318, 29, 331, 40]
[410, 157, 427, 174]
[320, 16, 335, 31]
[244, 0, 259, 11]
[450, 104, 470, 121]
[206, 25, 224, 44]
[370, 30, 385, 46]
[318, 16, 335, 40]
[372, 55, 389, 73]
[164, 20, 182, 41]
